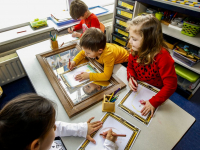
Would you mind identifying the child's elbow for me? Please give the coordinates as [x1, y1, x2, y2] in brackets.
[103, 74, 112, 81]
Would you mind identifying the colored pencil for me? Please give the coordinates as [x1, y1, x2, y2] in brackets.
[108, 92, 114, 101]
[111, 98, 118, 103]
[128, 71, 136, 87]
[114, 88, 120, 95]
[17, 30, 26, 34]
[110, 95, 119, 101]
[100, 133, 126, 137]
[60, 42, 64, 47]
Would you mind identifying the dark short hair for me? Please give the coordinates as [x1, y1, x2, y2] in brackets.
[0, 93, 56, 150]
[80, 27, 106, 52]
[70, 0, 88, 20]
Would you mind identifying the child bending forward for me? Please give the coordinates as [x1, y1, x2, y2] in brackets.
[68, 27, 129, 82]
[127, 14, 177, 117]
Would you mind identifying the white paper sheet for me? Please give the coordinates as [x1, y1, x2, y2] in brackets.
[62, 64, 96, 87]
[123, 84, 156, 120]
[85, 116, 134, 150]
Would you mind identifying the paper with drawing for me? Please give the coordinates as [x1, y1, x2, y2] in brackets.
[62, 64, 97, 87]
[85, 116, 134, 150]
[123, 84, 156, 119]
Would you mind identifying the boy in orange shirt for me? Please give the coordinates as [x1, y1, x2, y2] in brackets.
[68, 0, 100, 38]
[68, 27, 129, 81]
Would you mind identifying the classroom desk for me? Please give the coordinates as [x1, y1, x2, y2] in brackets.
[16, 34, 195, 150]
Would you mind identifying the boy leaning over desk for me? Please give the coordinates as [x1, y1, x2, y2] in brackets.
[68, 0, 100, 38]
[67, 27, 129, 82]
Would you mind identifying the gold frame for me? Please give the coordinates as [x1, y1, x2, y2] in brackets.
[78, 113, 140, 150]
[118, 81, 159, 125]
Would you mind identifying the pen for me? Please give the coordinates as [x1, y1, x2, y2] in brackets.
[100, 133, 126, 137]
[17, 30, 26, 34]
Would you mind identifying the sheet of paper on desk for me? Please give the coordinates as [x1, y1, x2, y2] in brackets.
[123, 84, 156, 120]
[84, 116, 134, 150]
[62, 64, 97, 87]
[58, 34, 77, 45]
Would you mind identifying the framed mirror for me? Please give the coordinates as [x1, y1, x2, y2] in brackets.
[36, 44, 126, 118]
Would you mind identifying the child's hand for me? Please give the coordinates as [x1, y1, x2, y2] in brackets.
[140, 100, 155, 117]
[101, 129, 117, 143]
[75, 72, 90, 81]
[128, 77, 138, 92]
[67, 60, 76, 70]
[72, 31, 81, 38]
[68, 27, 73, 33]
[87, 117, 103, 144]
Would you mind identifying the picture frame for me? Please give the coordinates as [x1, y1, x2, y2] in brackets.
[36, 43, 126, 118]
[118, 81, 159, 126]
[78, 113, 140, 150]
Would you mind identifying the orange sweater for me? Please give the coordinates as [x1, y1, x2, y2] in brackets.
[73, 43, 129, 81]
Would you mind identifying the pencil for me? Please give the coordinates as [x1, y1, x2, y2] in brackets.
[110, 95, 119, 101]
[128, 71, 136, 87]
[100, 133, 126, 137]
[17, 30, 26, 34]
[60, 42, 64, 47]
[108, 92, 114, 101]
[70, 26, 73, 32]
[114, 88, 120, 95]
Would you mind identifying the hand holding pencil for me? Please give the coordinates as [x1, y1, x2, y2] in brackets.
[67, 60, 76, 70]
[68, 26, 74, 33]
[100, 129, 118, 143]
[128, 71, 138, 92]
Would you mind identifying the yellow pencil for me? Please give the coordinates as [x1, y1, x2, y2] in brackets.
[108, 92, 114, 101]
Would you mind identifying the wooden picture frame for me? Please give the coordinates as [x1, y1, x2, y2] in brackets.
[36, 44, 126, 118]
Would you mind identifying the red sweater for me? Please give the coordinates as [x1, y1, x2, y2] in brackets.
[73, 13, 100, 36]
[127, 48, 177, 108]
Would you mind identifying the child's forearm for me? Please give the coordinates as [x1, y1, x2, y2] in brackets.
[73, 22, 82, 31]
[89, 64, 113, 81]
[89, 72, 111, 81]
[103, 139, 118, 150]
[55, 121, 87, 138]
[149, 76, 177, 108]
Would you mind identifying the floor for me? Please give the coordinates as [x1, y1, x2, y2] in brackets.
[0, 76, 200, 150]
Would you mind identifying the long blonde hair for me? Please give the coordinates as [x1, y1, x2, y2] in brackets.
[127, 14, 168, 65]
